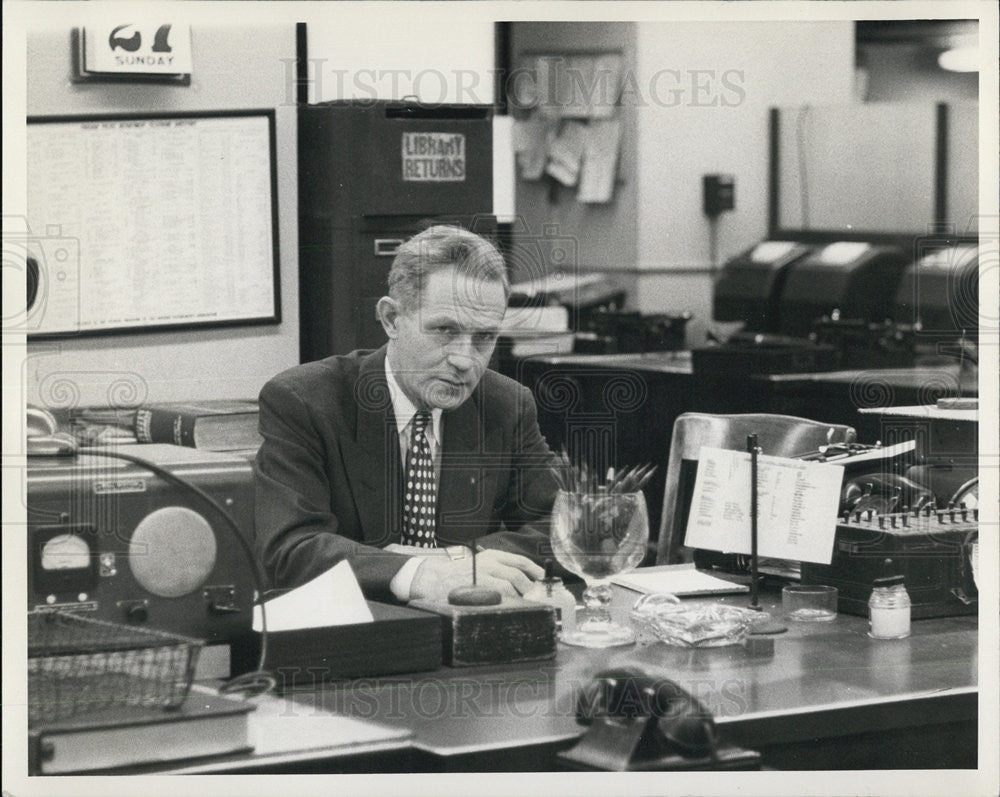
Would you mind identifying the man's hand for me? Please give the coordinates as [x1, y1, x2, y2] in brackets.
[409, 548, 545, 603]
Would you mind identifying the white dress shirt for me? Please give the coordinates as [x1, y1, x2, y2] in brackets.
[384, 359, 467, 600]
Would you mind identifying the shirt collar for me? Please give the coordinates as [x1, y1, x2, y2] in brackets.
[384, 357, 443, 445]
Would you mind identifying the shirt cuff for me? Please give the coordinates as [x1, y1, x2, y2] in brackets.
[388, 556, 425, 602]
[386, 545, 471, 601]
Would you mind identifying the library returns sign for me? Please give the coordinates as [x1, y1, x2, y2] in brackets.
[77, 24, 192, 82]
[402, 132, 466, 182]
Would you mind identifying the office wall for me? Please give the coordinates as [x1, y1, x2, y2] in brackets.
[507, 21, 855, 346]
[632, 21, 855, 344]
[306, 14, 495, 105]
[20, 20, 859, 408]
[776, 103, 939, 233]
[509, 22, 639, 276]
[24, 24, 299, 409]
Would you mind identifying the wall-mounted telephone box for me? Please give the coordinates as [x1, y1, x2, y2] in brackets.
[712, 240, 814, 333]
[298, 101, 494, 361]
[702, 173, 735, 217]
[777, 242, 909, 337]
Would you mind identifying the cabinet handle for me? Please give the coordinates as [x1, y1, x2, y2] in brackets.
[374, 239, 405, 257]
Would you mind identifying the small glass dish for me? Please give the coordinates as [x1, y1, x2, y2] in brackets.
[782, 584, 838, 622]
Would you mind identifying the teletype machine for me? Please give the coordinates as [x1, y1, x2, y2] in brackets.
[890, 242, 980, 343]
[687, 237, 980, 618]
[696, 237, 979, 374]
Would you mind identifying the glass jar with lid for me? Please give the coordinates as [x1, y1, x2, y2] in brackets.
[868, 574, 911, 639]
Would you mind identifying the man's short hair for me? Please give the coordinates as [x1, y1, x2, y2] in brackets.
[388, 225, 510, 312]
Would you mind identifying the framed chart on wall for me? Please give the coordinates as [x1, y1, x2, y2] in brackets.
[24, 109, 280, 338]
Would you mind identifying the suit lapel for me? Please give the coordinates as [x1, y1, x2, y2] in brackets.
[346, 347, 403, 546]
[437, 387, 502, 546]
[346, 351, 503, 548]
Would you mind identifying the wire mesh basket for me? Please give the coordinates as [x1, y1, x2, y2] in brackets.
[28, 610, 203, 726]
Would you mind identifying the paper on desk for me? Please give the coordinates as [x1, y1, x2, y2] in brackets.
[612, 564, 748, 596]
[820, 439, 915, 465]
[684, 447, 843, 565]
[244, 692, 410, 755]
[252, 559, 374, 632]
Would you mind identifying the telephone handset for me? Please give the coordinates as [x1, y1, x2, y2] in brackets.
[558, 667, 760, 771]
[26, 406, 78, 457]
[840, 472, 934, 516]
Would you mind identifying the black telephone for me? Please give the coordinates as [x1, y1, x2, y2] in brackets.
[839, 472, 934, 516]
[558, 668, 760, 771]
[26, 407, 78, 457]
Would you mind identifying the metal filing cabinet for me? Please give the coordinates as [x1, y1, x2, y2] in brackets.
[298, 100, 495, 361]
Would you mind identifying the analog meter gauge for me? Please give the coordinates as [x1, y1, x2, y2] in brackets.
[32, 526, 98, 597]
[41, 533, 90, 571]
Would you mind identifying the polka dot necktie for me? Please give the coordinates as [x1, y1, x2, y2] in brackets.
[401, 411, 437, 548]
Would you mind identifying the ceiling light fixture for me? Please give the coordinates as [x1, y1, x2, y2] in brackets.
[938, 46, 979, 73]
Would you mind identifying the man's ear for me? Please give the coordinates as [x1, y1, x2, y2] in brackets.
[375, 296, 402, 338]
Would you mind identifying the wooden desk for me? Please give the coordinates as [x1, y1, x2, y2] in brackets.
[514, 355, 976, 534]
[270, 587, 977, 772]
[753, 366, 977, 443]
[94, 584, 977, 774]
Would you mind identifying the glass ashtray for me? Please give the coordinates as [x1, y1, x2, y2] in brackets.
[630, 593, 756, 648]
[782, 584, 838, 622]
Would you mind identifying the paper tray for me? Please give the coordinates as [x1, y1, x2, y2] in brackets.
[233, 601, 442, 685]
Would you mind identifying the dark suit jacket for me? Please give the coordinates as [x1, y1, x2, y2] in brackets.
[254, 346, 559, 601]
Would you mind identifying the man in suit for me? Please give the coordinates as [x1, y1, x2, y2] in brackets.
[254, 225, 560, 603]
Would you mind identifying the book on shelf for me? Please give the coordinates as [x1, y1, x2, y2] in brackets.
[72, 407, 139, 426]
[68, 419, 139, 445]
[134, 399, 262, 451]
[65, 407, 138, 445]
[29, 691, 254, 774]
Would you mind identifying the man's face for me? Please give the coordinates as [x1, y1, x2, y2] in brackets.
[382, 265, 506, 410]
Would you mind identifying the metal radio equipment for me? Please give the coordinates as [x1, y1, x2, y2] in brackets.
[27, 445, 256, 656]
